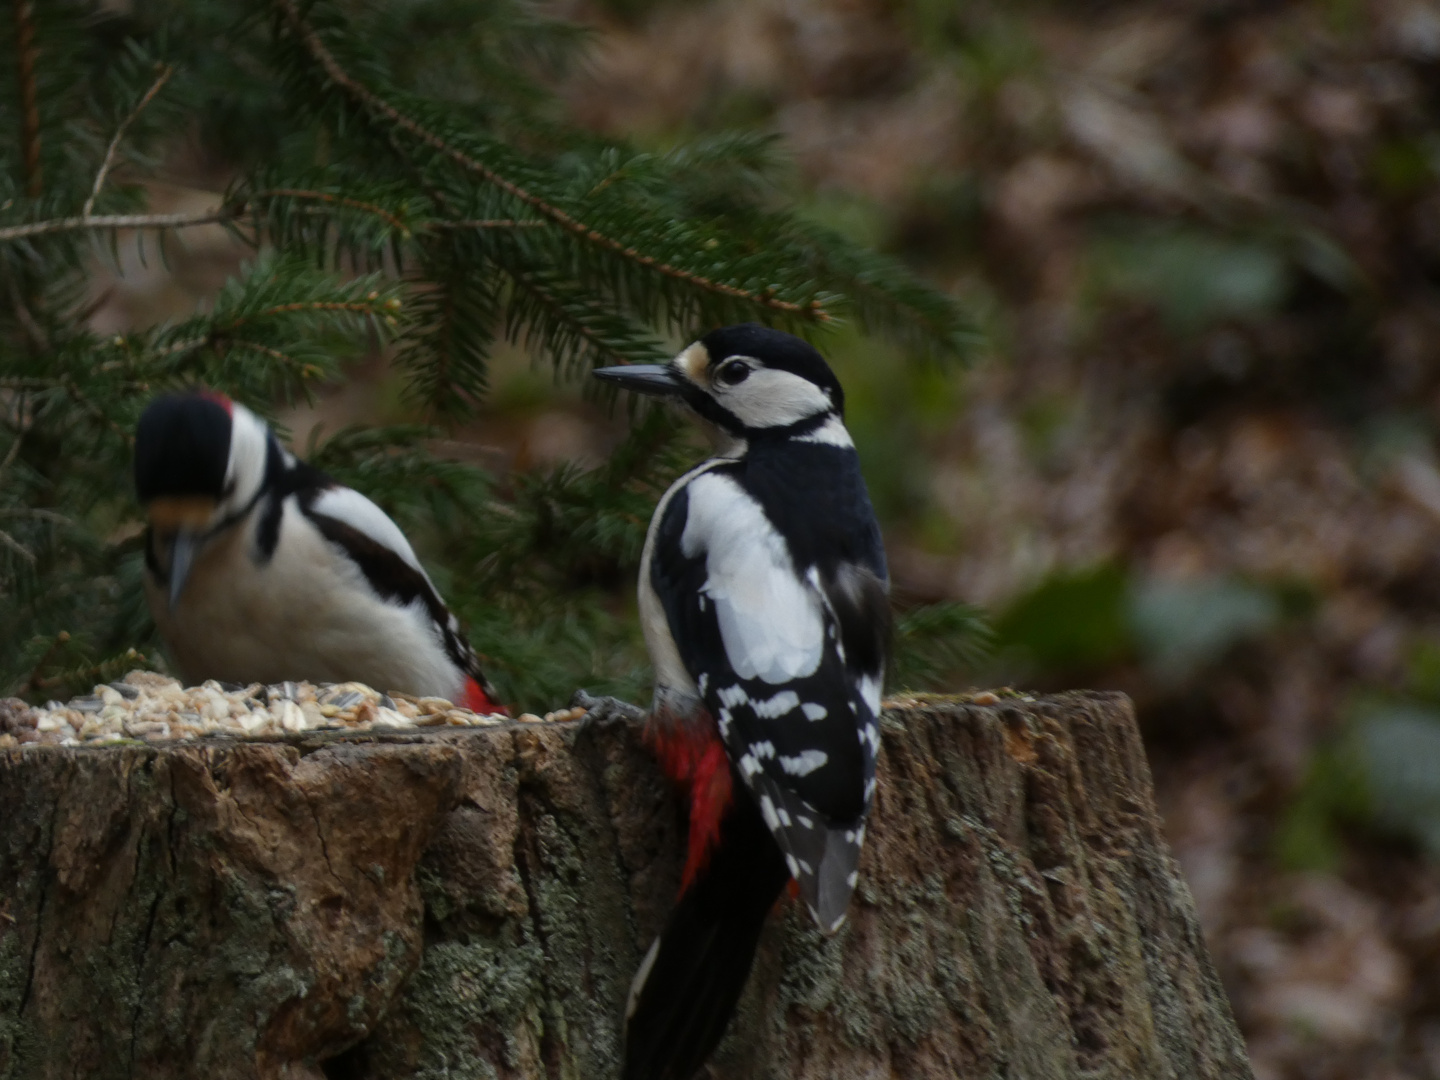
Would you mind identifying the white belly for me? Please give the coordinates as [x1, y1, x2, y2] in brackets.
[146, 505, 463, 700]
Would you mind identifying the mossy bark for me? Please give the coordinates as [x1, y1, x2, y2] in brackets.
[0, 692, 1253, 1080]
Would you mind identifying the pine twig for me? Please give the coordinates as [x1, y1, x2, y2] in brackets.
[27, 647, 150, 694]
[0, 429, 22, 475]
[60, 375, 134, 444]
[434, 219, 548, 231]
[508, 270, 631, 366]
[275, 0, 829, 322]
[84, 63, 174, 218]
[249, 299, 394, 320]
[0, 527, 35, 565]
[227, 338, 315, 375]
[2, 273, 47, 348]
[22, 631, 68, 693]
[253, 187, 411, 234]
[14, 0, 41, 197]
[0, 207, 241, 243]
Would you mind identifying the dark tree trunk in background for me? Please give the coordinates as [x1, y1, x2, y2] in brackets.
[0, 692, 1253, 1080]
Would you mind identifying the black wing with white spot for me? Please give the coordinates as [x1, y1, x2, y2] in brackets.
[650, 450, 889, 931]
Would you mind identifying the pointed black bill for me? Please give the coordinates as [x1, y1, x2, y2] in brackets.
[592, 364, 684, 398]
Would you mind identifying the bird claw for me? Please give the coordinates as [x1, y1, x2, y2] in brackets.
[570, 689, 646, 731]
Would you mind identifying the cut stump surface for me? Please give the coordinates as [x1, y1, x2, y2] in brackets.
[0, 691, 1253, 1080]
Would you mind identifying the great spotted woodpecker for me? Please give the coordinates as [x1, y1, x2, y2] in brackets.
[133, 392, 504, 712]
[594, 324, 889, 1080]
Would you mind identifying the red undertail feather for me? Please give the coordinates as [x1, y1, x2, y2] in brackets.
[460, 677, 507, 716]
[647, 718, 733, 893]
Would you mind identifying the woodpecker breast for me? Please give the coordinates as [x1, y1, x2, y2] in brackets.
[135, 393, 502, 711]
[641, 434, 888, 932]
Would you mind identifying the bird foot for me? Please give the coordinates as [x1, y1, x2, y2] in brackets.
[570, 689, 646, 731]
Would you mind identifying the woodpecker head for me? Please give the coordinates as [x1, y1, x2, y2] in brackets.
[593, 324, 845, 442]
[134, 392, 273, 606]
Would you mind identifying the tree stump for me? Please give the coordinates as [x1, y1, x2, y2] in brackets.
[0, 691, 1253, 1080]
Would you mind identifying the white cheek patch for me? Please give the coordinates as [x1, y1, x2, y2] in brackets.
[223, 404, 275, 512]
[796, 414, 854, 447]
[681, 472, 824, 683]
[720, 368, 833, 429]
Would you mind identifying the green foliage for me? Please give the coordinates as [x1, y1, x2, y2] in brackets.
[1088, 224, 1291, 335]
[991, 564, 1289, 685]
[992, 564, 1132, 674]
[891, 602, 992, 691]
[1127, 575, 1280, 684]
[0, 0, 974, 705]
[1276, 688, 1440, 871]
[1273, 733, 1371, 873]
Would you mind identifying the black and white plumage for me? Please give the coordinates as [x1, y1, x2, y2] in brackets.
[595, 323, 889, 1080]
[133, 393, 503, 712]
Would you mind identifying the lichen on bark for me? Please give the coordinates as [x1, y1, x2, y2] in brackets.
[0, 692, 1253, 1080]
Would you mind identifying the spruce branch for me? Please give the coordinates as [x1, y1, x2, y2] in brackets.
[13, 0, 41, 197]
[254, 188, 411, 234]
[232, 299, 398, 324]
[275, 0, 828, 322]
[60, 375, 134, 443]
[436, 219, 548, 231]
[225, 339, 309, 373]
[0, 207, 242, 243]
[0, 526, 35, 566]
[21, 631, 69, 693]
[84, 63, 175, 218]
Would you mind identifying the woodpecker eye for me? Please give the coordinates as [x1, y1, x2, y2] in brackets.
[716, 359, 750, 387]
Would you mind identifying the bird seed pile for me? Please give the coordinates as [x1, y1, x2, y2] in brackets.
[0, 671, 585, 748]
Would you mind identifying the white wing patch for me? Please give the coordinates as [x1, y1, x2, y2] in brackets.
[753, 690, 800, 718]
[780, 749, 829, 776]
[858, 674, 882, 717]
[309, 486, 428, 577]
[717, 684, 749, 709]
[681, 472, 824, 684]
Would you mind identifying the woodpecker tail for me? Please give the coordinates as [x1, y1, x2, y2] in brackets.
[623, 787, 789, 1080]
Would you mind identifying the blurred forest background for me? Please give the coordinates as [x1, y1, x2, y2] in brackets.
[9, 0, 1440, 1076]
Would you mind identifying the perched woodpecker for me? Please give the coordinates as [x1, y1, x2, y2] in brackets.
[133, 392, 504, 712]
[594, 324, 889, 1080]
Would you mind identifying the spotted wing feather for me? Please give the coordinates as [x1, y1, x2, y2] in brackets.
[651, 464, 888, 930]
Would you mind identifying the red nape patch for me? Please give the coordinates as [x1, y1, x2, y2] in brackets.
[197, 388, 233, 415]
[460, 677, 507, 716]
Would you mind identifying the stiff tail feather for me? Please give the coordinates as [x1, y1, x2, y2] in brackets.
[623, 785, 790, 1080]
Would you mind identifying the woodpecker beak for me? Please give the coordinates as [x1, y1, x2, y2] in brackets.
[167, 529, 199, 607]
[592, 364, 685, 398]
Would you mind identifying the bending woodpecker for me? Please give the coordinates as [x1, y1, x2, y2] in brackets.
[594, 323, 889, 1080]
[133, 392, 504, 712]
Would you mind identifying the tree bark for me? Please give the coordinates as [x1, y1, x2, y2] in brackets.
[0, 691, 1253, 1080]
